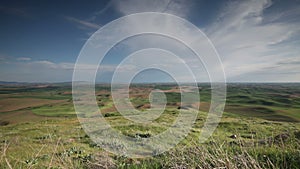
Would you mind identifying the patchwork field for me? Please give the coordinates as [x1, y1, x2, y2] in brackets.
[0, 83, 300, 168]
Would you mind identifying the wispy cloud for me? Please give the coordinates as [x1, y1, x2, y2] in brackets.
[203, 0, 300, 82]
[112, 0, 192, 17]
[0, 54, 8, 61]
[89, 0, 114, 21]
[16, 57, 31, 61]
[2, 0, 299, 82]
[0, 60, 117, 82]
[64, 16, 101, 30]
[61, 0, 300, 83]
[107, 0, 300, 82]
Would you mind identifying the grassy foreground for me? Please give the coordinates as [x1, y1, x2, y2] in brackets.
[0, 83, 300, 168]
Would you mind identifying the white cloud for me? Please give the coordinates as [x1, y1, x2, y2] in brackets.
[205, 0, 300, 82]
[76, 10, 219, 82]
[108, 0, 300, 82]
[64, 16, 101, 30]
[3, 0, 300, 82]
[17, 57, 31, 61]
[113, 0, 193, 18]
[0, 60, 126, 82]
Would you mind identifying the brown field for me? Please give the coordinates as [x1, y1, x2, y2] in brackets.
[0, 110, 54, 124]
[0, 98, 64, 113]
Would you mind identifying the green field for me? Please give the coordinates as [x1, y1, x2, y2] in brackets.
[0, 83, 300, 168]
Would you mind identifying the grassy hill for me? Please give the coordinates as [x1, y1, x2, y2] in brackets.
[0, 83, 299, 168]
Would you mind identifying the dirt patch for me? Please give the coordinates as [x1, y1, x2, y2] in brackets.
[101, 105, 117, 113]
[135, 103, 151, 109]
[163, 88, 181, 93]
[162, 86, 196, 93]
[0, 120, 9, 126]
[61, 91, 72, 95]
[96, 90, 110, 96]
[129, 87, 152, 99]
[0, 98, 64, 113]
[289, 94, 300, 98]
[141, 103, 151, 109]
[191, 102, 210, 112]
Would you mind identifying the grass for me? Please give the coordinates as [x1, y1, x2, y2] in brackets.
[32, 102, 75, 117]
[1, 114, 299, 168]
[224, 105, 299, 122]
[0, 83, 300, 168]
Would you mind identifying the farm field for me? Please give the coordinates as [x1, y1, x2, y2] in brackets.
[0, 83, 300, 168]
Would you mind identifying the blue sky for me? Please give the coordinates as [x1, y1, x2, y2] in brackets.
[0, 0, 300, 82]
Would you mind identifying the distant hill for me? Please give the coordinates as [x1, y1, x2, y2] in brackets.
[0, 81, 72, 86]
[0, 81, 31, 85]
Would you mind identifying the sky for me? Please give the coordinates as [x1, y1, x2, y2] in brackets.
[0, 0, 300, 83]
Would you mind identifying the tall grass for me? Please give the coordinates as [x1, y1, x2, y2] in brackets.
[1, 127, 300, 168]
[116, 136, 300, 169]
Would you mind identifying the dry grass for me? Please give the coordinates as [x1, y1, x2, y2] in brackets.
[163, 141, 264, 169]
